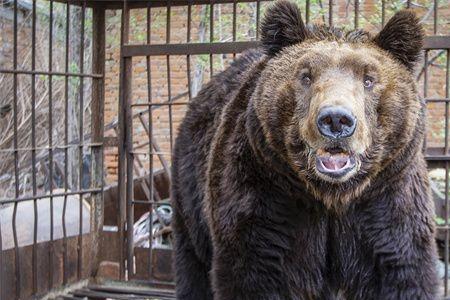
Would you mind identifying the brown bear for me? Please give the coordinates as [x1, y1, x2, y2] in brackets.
[171, 1, 439, 299]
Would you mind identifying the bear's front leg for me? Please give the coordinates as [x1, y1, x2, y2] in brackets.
[363, 172, 439, 300]
[211, 231, 291, 300]
[209, 194, 328, 300]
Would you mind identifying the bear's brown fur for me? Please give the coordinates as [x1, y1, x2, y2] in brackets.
[172, 1, 439, 299]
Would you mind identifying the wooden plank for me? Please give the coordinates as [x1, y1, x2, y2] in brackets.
[19, 244, 33, 299]
[151, 248, 174, 282]
[99, 230, 121, 262]
[133, 247, 150, 280]
[2, 247, 17, 299]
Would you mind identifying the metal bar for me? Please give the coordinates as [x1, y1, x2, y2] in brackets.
[445, 50, 449, 156]
[433, 0, 437, 34]
[210, 0, 214, 76]
[354, 0, 359, 29]
[256, 0, 260, 40]
[328, 0, 333, 27]
[426, 98, 450, 103]
[31, 0, 38, 294]
[233, 0, 237, 38]
[48, 0, 55, 289]
[167, 1, 174, 153]
[406, 0, 411, 8]
[146, 3, 155, 278]
[445, 160, 449, 297]
[424, 156, 450, 161]
[122, 41, 259, 56]
[0, 69, 103, 78]
[0, 143, 104, 153]
[118, 0, 131, 280]
[124, 10, 136, 281]
[231, 0, 237, 58]
[12, 97, 19, 291]
[91, 5, 106, 282]
[305, 0, 310, 24]
[51, 0, 268, 9]
[424, 50, 428, 151]
[423, 36, 450, 50]
[0, 188, 103, 205]
[445, 49, 450, 297]
[231, 0, 236, 42]
[187, 0, 192, 99]
[131, 102, 190, 107]
[381, 0, 385, 27]
[125, 33, 135, 281]
[62, 0, 71, 285]
[77, 0, 87, 280]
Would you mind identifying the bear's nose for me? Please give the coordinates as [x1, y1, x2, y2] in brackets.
[317, 106, 357, 139]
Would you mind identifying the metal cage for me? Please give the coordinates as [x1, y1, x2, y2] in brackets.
[0, 0, 449, 299]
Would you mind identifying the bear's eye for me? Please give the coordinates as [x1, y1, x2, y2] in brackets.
[363, 76, 374, 89]
[301, 74, 312, 86]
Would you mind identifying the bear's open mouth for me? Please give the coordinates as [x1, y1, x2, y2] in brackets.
[315, 147, 356, 178]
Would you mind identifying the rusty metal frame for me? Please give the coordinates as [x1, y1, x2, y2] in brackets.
[120, 37, 447, 58]
[0, 0, 449, 298]
[116, 0, 450, 297]
[0, 0, 105, 298]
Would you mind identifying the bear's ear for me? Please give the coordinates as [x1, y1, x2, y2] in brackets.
[260, 0, 307, 56]
[374, 9, 424, 71]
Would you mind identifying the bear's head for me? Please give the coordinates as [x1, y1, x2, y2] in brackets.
[253, 0, 425, 208]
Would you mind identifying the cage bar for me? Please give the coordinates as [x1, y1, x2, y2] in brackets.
[0, 0, 448, 298]
[12, 0, 22, 297]
[305, 0, 310, 24]
[256, 0, 260, 39]
[210, 0, 214, 75]
[118, 0, 128, 280]
[166, 1, 174, 152]
[62, 0, 71, 285]
[31, 0, 38, 293]
[146, 2, 155, 276]
[77, 0, 87, 280]
[48, 0, 55, 288]
[328, 0, 333, 27]
[187, 1, 192, 99]
[445, 49, 450, 297]
[91, 4, 106, 284]
[0, 69, 103, 78]
[434, 0, 438, 34]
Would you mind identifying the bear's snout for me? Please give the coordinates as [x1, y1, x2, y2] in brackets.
[317, 106, 357, 139]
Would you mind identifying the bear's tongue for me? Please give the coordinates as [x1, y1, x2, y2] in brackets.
[316, 149, 350, 171]
[321, 155, 349, 170]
